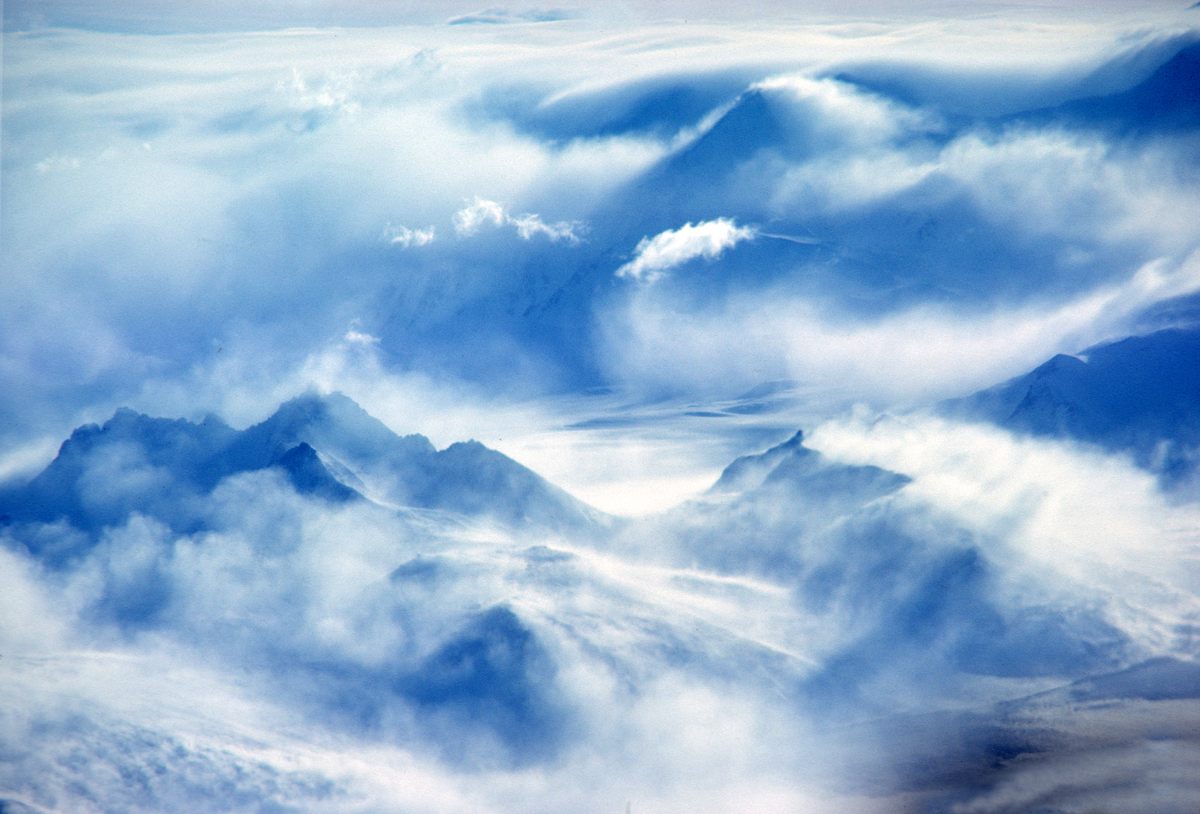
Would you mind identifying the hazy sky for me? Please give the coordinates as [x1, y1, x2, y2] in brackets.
[4, 0, 1194, 31]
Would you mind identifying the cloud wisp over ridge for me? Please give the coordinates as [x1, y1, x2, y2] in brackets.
[616, 218, 757, 282]
[452, 197, 583, 243]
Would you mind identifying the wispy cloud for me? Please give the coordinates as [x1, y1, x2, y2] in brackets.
[605, 251, 1200, 402]
[3, 15, 1194, 448]
[807, 411, 1200, 649]
[508, 211, 582, 242]
[447, 7, 577, 26]
[452, 197, 508, 234]
[385, 224, 437, 247]
[452, 197, 583, 243]
[342, 328, 381, 346]
[616, 218, 756, 282]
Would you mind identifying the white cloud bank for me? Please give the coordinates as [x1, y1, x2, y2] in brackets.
[605, 250, 1200, 404]
[616, 218, 757, 282]
[3, 13, 1197, 449]
[3, 10, 1200, 814]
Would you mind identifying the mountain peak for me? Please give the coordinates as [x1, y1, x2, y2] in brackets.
[1, 392, 606, 537]
[233, 390, 436, 471]
[943, 327, 1200, 483]
[1030, 353, 1087, 377]
[274, 442, 360, 503]
[267, 389, 368, 429]
[1028, 39, 1200, 134]
[710, 429, 809, 493]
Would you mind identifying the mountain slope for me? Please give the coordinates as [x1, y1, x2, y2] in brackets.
[625, 430, 1131, 705]
[1, 404, 1195, 809]
[944, 327, 1200, 484]
[1024, 39, 1200, 135]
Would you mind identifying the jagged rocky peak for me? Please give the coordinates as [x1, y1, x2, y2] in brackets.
[53, 406, 234, 462]
[273, 442, 361, 504]
[709, 430, 809, 493]
[706, 428, 909, 511]
[0, 391, 608, 536]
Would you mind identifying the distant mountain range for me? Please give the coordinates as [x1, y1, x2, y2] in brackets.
[1, 367, 1197, 806]
[0, 391, 608, 555]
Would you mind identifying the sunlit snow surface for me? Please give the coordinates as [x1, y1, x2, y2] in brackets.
[3, 2, 1200, 812]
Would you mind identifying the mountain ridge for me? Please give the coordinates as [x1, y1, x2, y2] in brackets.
[943, 327, 1200, 484]
[0, 391, 607, 540]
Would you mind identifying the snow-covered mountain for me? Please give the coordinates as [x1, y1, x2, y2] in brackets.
[350, 38, 1200, 394]
[0, 391, 607, 548]
[1022, 38, 1200, 135]
[944, 327, 1200, 484]
[4, 12, 1200, 814]
[2, 390, 1199, 811]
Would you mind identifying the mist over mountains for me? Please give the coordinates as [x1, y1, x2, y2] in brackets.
[0, 392, 603, 538]
[3, 382, 1199, 811]
[3, 3, 1200, 813]
[946, 327, 1200, 486]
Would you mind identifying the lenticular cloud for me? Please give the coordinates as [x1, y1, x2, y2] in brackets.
[2, 4, 1200, 814]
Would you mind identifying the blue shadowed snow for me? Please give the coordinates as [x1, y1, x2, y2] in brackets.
[395, 605, 569, 765]
[945, 327, 1200, 483]
[1020, 38, 1200, 135]
[420, 40, 1200, 387]
[1, 388, 1197, 809]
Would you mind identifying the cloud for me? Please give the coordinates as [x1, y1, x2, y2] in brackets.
[752, 74, 930, 148]
[452, 197, 583, 243]
[603, 250, 1200, 404]
[961, 132, 1200, 254]
[8, 388, 1199, 810]
[5, 11, 1200, 814]
[1, 24, 674, 449]
[0, 422, 845, 808]
[452, 197, 509, 234]
[0, 547, 70, 653]
[5, 379, 1200, 810]
[950, 739, 1200, 814]
[508, 211, 582, 242]
[447, 7, 576, 26]
[125, 325, 568, 454]
[805, 411, 1200, 650]
[616, 218, 757, 282]
[342, 328, 381, 345]
[4, 15, 1197, 451]
[284, 66, 361, 116]
[385, 224, 437, 247]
